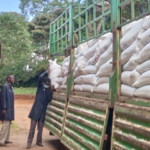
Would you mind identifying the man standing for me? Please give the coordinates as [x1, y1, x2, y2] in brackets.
[0, 75, 15, 146]
[26, 68, 53, 149]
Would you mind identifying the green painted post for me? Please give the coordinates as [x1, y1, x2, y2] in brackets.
[67, 3, 74, 98]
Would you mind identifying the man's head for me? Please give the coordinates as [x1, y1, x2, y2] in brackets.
[7, 75, 15, 85]
[43, 78, 51, 89]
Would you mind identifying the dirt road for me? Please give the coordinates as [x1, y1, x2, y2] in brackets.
[0, 98, 69, 150]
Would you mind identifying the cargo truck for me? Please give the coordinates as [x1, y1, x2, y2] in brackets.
[44, 0, 150, 150]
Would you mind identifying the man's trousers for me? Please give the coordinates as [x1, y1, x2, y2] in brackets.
[0, 120, 11, 144]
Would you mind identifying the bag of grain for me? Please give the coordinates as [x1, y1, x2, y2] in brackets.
[96, 58, 112, 77]
[136, 60, 150, 74]
[120, 19, 143, 50]
[82, 84, 94, 93]
[74, 84, 82, 91]
[135, 85, 150, 99]
[133, 71, 150, 88]
[96, 34, 112, 57]
[121, 84, 136, 97]
[123, 54, 139, 71]
[142, 15, 150, 30]
[94, 83, 109, 94]
[96, 44, 113, 68]
[96, 77, 110, 86]
[121, 70, 140, 86]
[138, 28, 150, 45]
[134, 43, 150, 63]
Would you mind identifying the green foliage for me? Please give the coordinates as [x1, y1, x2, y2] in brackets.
[19, 0, 71, 17]
[0, 12, 49, 87]
[14, 87, 37, 95]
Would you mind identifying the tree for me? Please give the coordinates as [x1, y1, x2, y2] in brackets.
[0, 12, 48, 87]
[19, 0, 71, 17]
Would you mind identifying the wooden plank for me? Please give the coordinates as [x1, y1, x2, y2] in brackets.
[65, 121, 100, 142]
[113, 142, 126, 150]
[114, 132, 150, 150]
[69, 96, 108, 111]
[47, 106, 64, 115]
[68, 106, 105, 122]
[44, 121, 61, 138]
[67, 114, 102, 132]
[115, 120, 150, 138]
[64, 128, 97, 150]
[51, 101, 65, 109]
[46, 111, 63, 122]
[53, 93, 66, 102]
[61, 135, 82, 150]
[45, 116, 62, 129]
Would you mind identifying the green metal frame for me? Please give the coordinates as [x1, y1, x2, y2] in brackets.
[50, 0, 150, 103]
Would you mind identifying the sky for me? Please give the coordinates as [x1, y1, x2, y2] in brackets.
[0, 0, 21, 13]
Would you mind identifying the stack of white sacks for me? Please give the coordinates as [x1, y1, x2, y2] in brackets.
[73, 33, 113, 94]
[50, 15, 150, 99]
[121, 15, 150, 99]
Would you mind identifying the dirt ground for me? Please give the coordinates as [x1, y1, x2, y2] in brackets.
[0, 98, 69, 150]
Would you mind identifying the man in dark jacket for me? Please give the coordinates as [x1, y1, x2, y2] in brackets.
[0, 75, 15, 146]
[26, 68, 53, 149]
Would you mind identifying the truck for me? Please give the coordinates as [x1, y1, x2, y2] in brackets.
[44, 0, 150, 150]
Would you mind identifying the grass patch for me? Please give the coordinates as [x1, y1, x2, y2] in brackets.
[14, 87, 37, 95]
[0, 121, 20, 133]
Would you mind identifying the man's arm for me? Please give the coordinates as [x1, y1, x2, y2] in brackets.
[38, 68, 50, 87]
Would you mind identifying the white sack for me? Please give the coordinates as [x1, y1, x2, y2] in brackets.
[74, 84, 82, 91]
[142, 16, 150, 30]
[82, 84, 93, 93]
[122, 21, 137, 36]
[134, 43, 150, 63]
[80, 65, 98, 75]
[96, 77, 110, 86]
[121, 40, 144, 65]
[135, 85, 150, 99]
[58, 85, 67, 90]
[48, 59, 61, 88]
[136, 60, 150, 74]
[123, 54, 139, 71]
[133, 71, 150, 88]
[77, 59, 87, 70]
[62, 77, 67, 85]
[87, 39, 99, 48]
[96, 34, 112, 57]
[94, 83, 109, 94]
[86, 53, 99, 66]
[81, 74, 97, 85]
[75, 43, 88, 55]
[73, 67, 79, 78]
[120, 19, 143, 50]
[96, 58, 112, 77]
[138, 28, 150, 45]
[61, 68, 69, 77]
[121, 70, 140, 86]
[62, 61, 70, 70]
[73, 56, 86, 70]
[121, 84, 136, 97]
[61, 56, 70, 65]
[83, 43, 98, 60]
[96, 44, 112, 68]
[56, 77, 64, 84]
[74, 74, 97, 86]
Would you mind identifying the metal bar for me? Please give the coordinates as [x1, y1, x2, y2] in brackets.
[131, 0, 135, 19]
[73, 11, 111, 33]
[118, 0, 131, 7]
[51, 20, 69, 34]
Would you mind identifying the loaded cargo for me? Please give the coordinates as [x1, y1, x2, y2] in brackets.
[45, 0, 150, 150]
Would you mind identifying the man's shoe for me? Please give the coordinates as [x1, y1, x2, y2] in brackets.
[26, 144, 31, 149]
[5, 141, 13, 144]
[0, 143, 6, 146]
[36, 143, 45, 147]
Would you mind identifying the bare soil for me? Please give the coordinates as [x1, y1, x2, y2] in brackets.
[0, 98, 69, 150]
